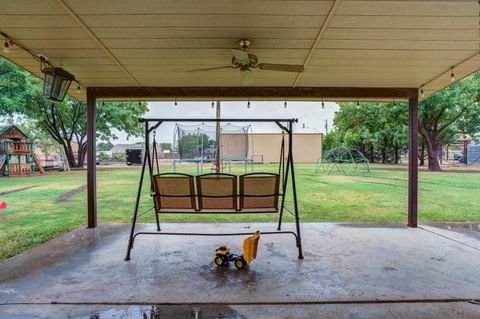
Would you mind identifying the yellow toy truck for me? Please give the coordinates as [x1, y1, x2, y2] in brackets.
[214, 231, 260, 269]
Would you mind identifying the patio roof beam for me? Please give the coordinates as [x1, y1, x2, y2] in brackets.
[85, 85, 419, 230]
[87, 87, 419, 100]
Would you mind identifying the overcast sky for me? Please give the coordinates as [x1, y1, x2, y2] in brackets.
[113, 101, 339, 144]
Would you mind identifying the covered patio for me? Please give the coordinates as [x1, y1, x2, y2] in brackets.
[1, 223, 480, 318]
[1, 0, 479, 317]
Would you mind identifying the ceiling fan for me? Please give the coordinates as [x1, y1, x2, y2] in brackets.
[187, 39, 305, 85]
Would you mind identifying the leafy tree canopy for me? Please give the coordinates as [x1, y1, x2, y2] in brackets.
[0, 58, 148, 167]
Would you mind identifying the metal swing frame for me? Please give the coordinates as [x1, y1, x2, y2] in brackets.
[125, 117, 303, 261]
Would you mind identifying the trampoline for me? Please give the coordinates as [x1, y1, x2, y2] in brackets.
[172, 122, 254, 174]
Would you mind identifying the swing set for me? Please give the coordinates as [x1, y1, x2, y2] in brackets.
[125, 117, 303, 261]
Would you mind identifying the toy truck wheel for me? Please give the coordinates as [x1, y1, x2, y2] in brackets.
[214, 256, 224, 267]
[234, 257, 246, 269]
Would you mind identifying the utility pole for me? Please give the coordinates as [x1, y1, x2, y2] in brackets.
[215, 101, 221, 173]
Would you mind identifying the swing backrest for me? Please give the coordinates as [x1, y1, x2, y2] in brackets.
[196, 173, 237, 210]
[239, 173, 280, 210]
[152, 173, 196, 210]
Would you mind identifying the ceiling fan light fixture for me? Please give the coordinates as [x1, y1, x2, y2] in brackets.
[241, 69, 254, 85]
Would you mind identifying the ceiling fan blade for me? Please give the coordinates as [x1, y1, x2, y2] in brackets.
[231, 49, 250, 63]
[258, 63, 305, 73]
[187, 66, 232, 73]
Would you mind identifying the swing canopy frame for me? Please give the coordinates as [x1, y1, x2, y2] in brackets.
[125, 117, 304, 261]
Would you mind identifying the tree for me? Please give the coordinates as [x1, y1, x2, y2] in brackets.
[334, 102, 408, 163]
[178, 133, 215, 158]
[419, 73, 480, 171]
[322, 131, 340, 152]
[0, 58, 148, 167]
[160, 142, 172, 151]
[97, 142, 114, 152]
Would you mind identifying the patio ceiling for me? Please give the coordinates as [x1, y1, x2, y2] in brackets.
[0, 0, 479, 100]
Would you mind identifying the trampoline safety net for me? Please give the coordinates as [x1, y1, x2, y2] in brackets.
[173, 123, 252, 162]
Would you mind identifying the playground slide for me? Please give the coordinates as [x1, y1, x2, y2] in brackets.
[0, 155, 5, 173]
[33, 154, 45, 174]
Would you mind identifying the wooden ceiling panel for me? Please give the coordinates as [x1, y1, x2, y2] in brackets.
[0, 15, 78, 28]
[10, 57, 116, 67]
[0, 0, 478, 99]
[9, 39, 100, 50]
[330, 16, 478, 29]
[312, 49, 476, 61]
[111, 48, 308, 59]
[324, 28, 479, 41]
[102, 39, 315, 50]
[317, 39, 478, 51]
[337, 1, 478, 17]
[65, 0, 334, 15]
[0, 0, 65, 14]
[78, 15, 327, 29]
[92, 27, 320, 40]
[0, 28, 89, 40]
[6, 48, 108, 59]
[120, 56, 306, 67]
[308, 57, 464, 68]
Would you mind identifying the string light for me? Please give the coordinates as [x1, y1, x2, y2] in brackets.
[102, 100, 105, 106]
[450, 67, 455, 82]
[76, 85, 80, 94]
[211, 100, 215, 109]
[174, 98, 178, 107]
[247, 99, 251, 109]
[393, 99, 396, 106]
[284, 100, 287, 109]
[321, 99, 325, 109]
[420, 87, 425, 97]
[3, 37, 9, 54]
[356, 101, 360, 106]
[138, 101, 141, 106]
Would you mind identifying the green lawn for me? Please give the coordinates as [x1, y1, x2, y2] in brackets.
[0, 163, 479, 261]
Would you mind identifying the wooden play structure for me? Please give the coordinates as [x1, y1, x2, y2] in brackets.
[0, 125, 44, 176]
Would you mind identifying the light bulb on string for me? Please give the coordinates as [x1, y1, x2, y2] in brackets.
[321, 100, 325, 109]
[247, 99, 251, 109]
[174, 98, 178, 107]
[3, 38, 10, 54]
[76, 85, 80, 94]
[450, 68, 455, 82]
[211, 100, 215, 109]
[284, 100, 287, 109]
[420, 87, 425, 97]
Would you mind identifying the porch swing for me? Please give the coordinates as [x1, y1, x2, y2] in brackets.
[125, 117, 303, 261]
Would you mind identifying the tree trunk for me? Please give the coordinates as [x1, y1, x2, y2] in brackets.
[61, 142, 77, 169]
[426, 145, 442, 171]
[419, 143, 425, 166]
[77, 145, 87, 168]
[421, 130, 442, 172]
[394, 146, 399, 164]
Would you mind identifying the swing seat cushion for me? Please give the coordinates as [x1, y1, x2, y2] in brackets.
[240, 173, 280, 210]
[196, 173, 237, 210]
[152, 173, 196, 210]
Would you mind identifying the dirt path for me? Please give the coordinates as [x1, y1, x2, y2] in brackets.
[56, 185, 87, 203]
[0, 186, 36, 196]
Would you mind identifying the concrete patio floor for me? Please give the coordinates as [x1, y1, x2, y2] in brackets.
[0, 222, 479, 318]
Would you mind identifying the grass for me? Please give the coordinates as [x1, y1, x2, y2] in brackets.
[0, 163, 479, 260]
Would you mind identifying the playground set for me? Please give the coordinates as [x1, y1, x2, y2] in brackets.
[0, 125, 44, 177]
[316, 146, 371, 176]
